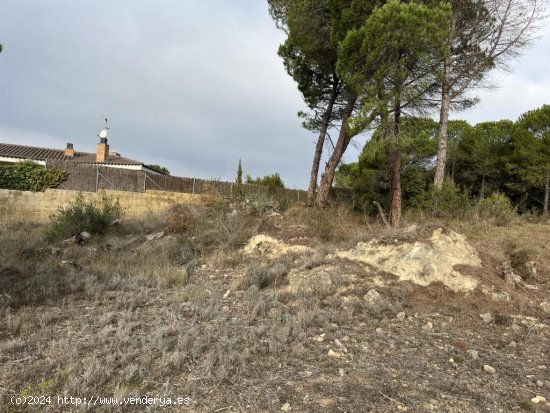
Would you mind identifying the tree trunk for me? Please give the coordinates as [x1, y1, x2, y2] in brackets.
[306, 78, 339, 206]
[316, 96, 357, 208]
[434, 15, 455, 191]
[544, 178, 549, 216]
[389, 99, 402, 228]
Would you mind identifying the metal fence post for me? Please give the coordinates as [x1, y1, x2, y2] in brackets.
[192, 178, 196, 195]
[95, 166, 99, 192]
[144, 172, 147, 192]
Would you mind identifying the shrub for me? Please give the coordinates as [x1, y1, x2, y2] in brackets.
[428, 179, 472, 219]
[245, 173, 285, 191]
[47, 192, 125, 240]
[239, 262, 289, 290]
[475, 192, 515, 226]
[167, 198, 258, 265]
[305, 207, 334, 241]
[0, 160, 67, 191]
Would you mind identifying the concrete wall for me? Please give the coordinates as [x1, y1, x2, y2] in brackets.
[0, 188, 201, 226]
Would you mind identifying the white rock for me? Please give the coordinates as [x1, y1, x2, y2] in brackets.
[540, 301, 550, 315]
[422, 322, 433, 331]
[328, 349, 343, 358]
[396, 311, 406, 321]
[508, 341, 517, 349]
[281, 402, 292, 412]
[145, 231, 165, 241]
[536, 380, 544, 388]
[313, 333, 325, 342]
[531, 396, 546, 404]
[334, 229, 480, 292]
[223, 289, 231, 299]
[364, 289, 382, 304]
[483, 365, 496, 374]
[480, 312, 493, 323]
[467, 350, 479, 360]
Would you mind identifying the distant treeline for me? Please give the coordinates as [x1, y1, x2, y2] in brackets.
[336, 104, 550, 216]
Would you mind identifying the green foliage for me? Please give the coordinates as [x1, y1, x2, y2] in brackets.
[0, 161, 67, 191]
[336, 117, 438, 214]
[47, 192, 125, 241]
[246, 173, 285, 191]
[236, 159, 243, 185]
[429, 180, 472, 219]
[475, 192, 515, 226]
[146, 164, 170, 175]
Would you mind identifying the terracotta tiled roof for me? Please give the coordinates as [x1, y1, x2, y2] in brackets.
[0, 143, 143, 166]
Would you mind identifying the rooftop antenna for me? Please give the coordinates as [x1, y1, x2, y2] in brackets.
[98, 115, 110, 139]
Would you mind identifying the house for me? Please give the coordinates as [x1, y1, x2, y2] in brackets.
[0, 137, 163, 174]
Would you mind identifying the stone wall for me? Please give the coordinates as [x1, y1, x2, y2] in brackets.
[0, 188, 201, 226]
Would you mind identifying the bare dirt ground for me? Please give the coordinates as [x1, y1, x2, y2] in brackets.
[0, 208, 549, 412]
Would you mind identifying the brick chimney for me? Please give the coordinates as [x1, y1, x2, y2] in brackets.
[96, 138, 109, 163]
[64, 142, 75, 157]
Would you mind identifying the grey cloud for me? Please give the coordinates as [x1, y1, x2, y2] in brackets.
[0, 1, 548, 187]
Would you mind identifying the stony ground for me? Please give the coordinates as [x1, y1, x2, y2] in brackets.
[1, 213, 549, 412]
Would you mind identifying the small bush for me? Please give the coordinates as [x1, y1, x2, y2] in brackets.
[475, 192, 515, 226]
[429, 180, 472, 219]
[0, 161, 67, 191]
[305, 207, 334, 241]
[167, 198, 258, 266]
[47, 192, 125, 240]
[239, 262, 289, 290]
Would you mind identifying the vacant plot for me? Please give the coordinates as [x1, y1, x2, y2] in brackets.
[1, 203, 549, 412]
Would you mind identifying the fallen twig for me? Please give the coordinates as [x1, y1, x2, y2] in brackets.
[378, 390, 408, 407]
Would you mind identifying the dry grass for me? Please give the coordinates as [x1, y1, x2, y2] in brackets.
[1, 201, 549, 412]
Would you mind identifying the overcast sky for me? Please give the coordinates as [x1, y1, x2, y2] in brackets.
[0, 1, 548, 188]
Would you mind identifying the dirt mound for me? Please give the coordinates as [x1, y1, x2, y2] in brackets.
[243, 234, 312, 259]
[335, 228, 481, 292]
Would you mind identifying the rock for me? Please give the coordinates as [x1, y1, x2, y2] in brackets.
[243, 234, 312, 259]
[80, 231, 91, 240]
[536, 380, 544, 388]
[480, 312, 493, 323]
[396, 311, 406, 321]
[483, 365, 496, 374]
[313, 333, 325, 342]
[531, 396, 546, 404]
[467, 350, 479, 360]
[328, 349, 343, 358]
[508, 341, 517, 349]
[145, 231, 165, 241]
[281, 402, 292, 412]
[222, 289, 231, 299]
[58, 260, 81, 270]
[375, 328, 383, 335]
[492, 291, 511, 302]
[364, 289, 381, 302]
[422, 322, 433, 331]
[540, 302, 550, 315]
[525, 261, 537, 278]
[335, 229, 480, 292]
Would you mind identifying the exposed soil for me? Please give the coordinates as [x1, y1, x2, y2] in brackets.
[1, 220, 549, 412]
